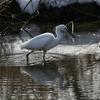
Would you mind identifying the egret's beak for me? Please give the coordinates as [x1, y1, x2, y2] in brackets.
[65, 28, 75, 38]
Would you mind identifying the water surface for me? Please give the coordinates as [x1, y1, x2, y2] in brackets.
[0, 22, 100, 100]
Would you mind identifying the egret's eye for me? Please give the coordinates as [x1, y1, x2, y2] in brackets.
[64, 28, 67, 31]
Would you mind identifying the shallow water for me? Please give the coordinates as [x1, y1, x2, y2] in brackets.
[0, 22, 100, 100]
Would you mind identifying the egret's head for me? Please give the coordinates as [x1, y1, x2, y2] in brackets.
[56, 24, 75, 38]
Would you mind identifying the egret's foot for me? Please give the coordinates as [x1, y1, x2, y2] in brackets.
[43, 56, 46, 61]
[43, 50, 46, 62]
[26, 58, 29, 65]
[26, 55, 29, 61]
[26, 55, 29, 63]
[27, 61, 30, 66]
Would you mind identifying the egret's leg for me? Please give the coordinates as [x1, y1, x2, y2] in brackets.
[26, 50, 34, 62]
[43, 50, 46, 61]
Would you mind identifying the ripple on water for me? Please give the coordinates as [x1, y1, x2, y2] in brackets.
[1, 22, 100, 100]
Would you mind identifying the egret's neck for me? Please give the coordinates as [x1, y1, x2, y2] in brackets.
[52, 28, 63, 47]
[56, 29, 63, 41]
[45, 28, 63, 50]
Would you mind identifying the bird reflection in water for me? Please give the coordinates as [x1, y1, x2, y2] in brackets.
[20, 60, 67, 90]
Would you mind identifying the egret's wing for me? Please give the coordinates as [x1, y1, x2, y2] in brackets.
[25, 33, 54, 50]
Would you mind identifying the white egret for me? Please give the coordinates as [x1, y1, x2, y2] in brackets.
[21, 24, 75, 62]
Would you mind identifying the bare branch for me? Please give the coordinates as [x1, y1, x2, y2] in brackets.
[22, 0, 33, 13]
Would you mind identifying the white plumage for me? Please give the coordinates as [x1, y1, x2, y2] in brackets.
[21, 24, 75, 62]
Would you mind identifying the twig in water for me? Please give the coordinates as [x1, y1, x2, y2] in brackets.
[66, 21, 74, 34]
